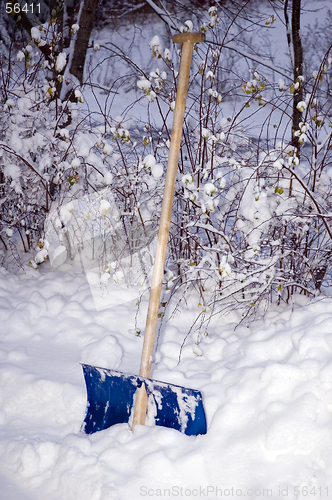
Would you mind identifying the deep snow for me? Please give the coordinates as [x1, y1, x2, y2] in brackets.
[0, 257, 332, 500]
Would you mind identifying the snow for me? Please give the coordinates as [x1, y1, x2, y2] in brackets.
[55, 52, 67, 72]
[3, 163, 20, 180]
[297, 101, 307, 112]
[149, 35, 162, 57]
[81, 335, 123, 370]
[181, 20, 193, 33]
[143, 154, 156, 168]
[71, 24, 79, 35]
[16, 50, 25, 62]
[74, 89, 84, 103]
[71, 157, 80, 168]
[49, 245, 67, 268]
[30, 27, 41, 43]
[203, 183, 216, 196]
[98, 199, 111, 215]
[151, 163, 163, 178]
[137, 78, 151, 92]
[143, 154, 164, 178]
[0, 257, 331, 500]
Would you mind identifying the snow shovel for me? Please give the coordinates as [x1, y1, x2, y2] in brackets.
[82, 32, 207, 436]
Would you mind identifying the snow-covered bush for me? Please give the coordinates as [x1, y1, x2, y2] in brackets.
[113, 5, 332, 326]
[1, 1, 332, 330]
[0, 19, 72, 251]
[0, 16, 119, 264]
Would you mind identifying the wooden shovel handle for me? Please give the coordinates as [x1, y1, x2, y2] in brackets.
[132, 32, 205, 430]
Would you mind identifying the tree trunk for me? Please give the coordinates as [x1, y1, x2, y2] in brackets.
[290, 0, 303, 152]
[69, 0, 99, 86]
[61, 0, 80, 53]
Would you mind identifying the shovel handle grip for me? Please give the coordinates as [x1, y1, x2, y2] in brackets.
[132, 33, 205, 430]
[173, 33, 206, 44]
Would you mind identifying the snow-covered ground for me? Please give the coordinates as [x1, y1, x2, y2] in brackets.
[0, 256, 332, 500]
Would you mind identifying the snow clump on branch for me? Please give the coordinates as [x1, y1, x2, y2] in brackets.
[31, 26, 42, 43]
[149, 36, 162, 58]
[56, 52, 67, 72]
[71, 24, 79, 35]
[143, 154, 163, 178]
[181, 20, 193, 33]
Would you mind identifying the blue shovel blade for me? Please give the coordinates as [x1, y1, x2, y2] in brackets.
[81, 364, 207, 436]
